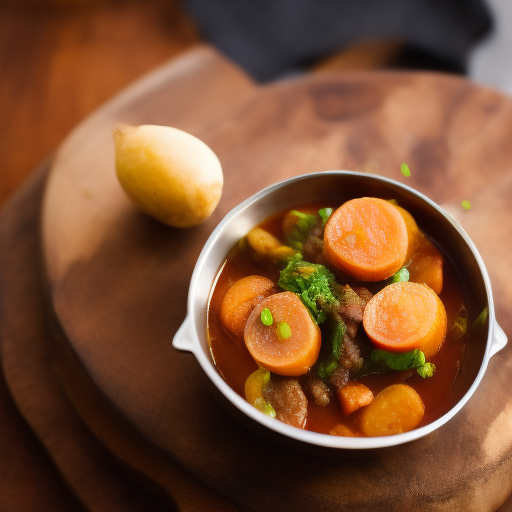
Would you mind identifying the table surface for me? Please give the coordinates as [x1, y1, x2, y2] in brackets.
[2, 3, 512, 511]
[0, 0, 405, 211]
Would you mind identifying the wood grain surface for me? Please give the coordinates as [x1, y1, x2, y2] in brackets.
[0, 0, 200, 209]
[37, 46, 512, 511]
[0, 162, 241, 512]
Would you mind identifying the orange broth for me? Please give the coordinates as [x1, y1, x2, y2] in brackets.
[207, 204, 468, 436]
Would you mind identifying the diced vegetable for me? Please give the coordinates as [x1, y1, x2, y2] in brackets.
[417, 363, 436, 378]
[370, 349, 436, 378]
[407, 245, 444, 296]
[332, 321, 346, 359]
[363, 282, 447, 358]
[452, 305, 468, 339]
[244, 368, 276, 418]
[360, 384, 424, 436]
[394, 205, 443, 294]
[386, 267, 410, 284]
[276, 321, 292, 340]
[323, 197, 408, 281]
[283, 209, 318, 250]
[246, 227, 296, 261]
[338, 381, 374, 415]
[244, 292, 321, 376]
[220, 275, 276, 337]
[401, 163, 411, 177]
[278, 253, 339, 324]
[317, 359, 339, 380]
[472, 306, 488, 329]
[318, 207, 333, 225]
[260, 308, 274, 326]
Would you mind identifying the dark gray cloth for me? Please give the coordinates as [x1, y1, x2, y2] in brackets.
[183, 0, 492, 81]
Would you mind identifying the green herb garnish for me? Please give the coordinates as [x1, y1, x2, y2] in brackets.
[332, 320, 346, 360]
[452, 305, 468, 339]
[318, 359, 339, 380]
[276, 321, 292, 340]
[401, 163, 411, 177]
[318, 207, 333, 225]
[260, 308, 274, 326]
[461, 200, 472, 210]
[472, 306, 488, 329]
[386, 268, 410, 285]
[286, 210, 318, 250]
[417, 363, 436, 378]
[370, 349, 435, 378]
[278, 253, 339, 323]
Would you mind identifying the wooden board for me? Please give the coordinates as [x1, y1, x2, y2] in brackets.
[40, 46, 512, 511]
[0, 162, 240, 512]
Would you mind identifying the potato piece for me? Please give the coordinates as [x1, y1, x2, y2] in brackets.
[246, 227, 296, 261]
[360, 384, 424, 436]
[114, 124, 223, 228]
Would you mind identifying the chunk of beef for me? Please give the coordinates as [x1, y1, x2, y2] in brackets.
[353, 286, 373, 306]
[308, 378, 331, 406]
[337, 285, 366, 323]
[339, 333, 363, 371]
[263, 378, 308, 429]
[329, 366, 349, 391]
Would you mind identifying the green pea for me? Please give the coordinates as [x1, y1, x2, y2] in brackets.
[276, 321, 292, 340]
[260, 308, 274, 326]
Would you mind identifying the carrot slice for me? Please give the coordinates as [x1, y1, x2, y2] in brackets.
[338, 381, 374, 415]
[244, 291, 321, 376]
[220, 276, 276, 338]
[394, 205, 443, 294]
[282, 208, 319, 239]
[363, 281, 447, 358]
[323, 197, 408, 281]
[360, 384, 425, 436]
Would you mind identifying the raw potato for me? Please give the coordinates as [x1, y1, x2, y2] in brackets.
[114, 124, 223, 228]
[360, 384, 425, 436]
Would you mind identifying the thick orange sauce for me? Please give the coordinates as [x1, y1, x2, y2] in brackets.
[207, 204, 468, 435]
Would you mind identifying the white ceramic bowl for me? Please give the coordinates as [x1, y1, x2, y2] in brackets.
[173, 171, 507, 451]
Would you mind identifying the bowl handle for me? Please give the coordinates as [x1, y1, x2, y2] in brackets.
[490, 321, 508, 358]
[172, 316, 196, 353]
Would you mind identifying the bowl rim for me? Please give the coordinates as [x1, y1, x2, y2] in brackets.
[182, 170, 498, 449]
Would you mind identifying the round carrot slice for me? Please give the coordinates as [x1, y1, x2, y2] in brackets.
[360, 384, 425, 436]
[323, 197, 408, 281]
[220, 276, 276, 338]
[363, 281, 447, 358]
[244, 292, 321, 376]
